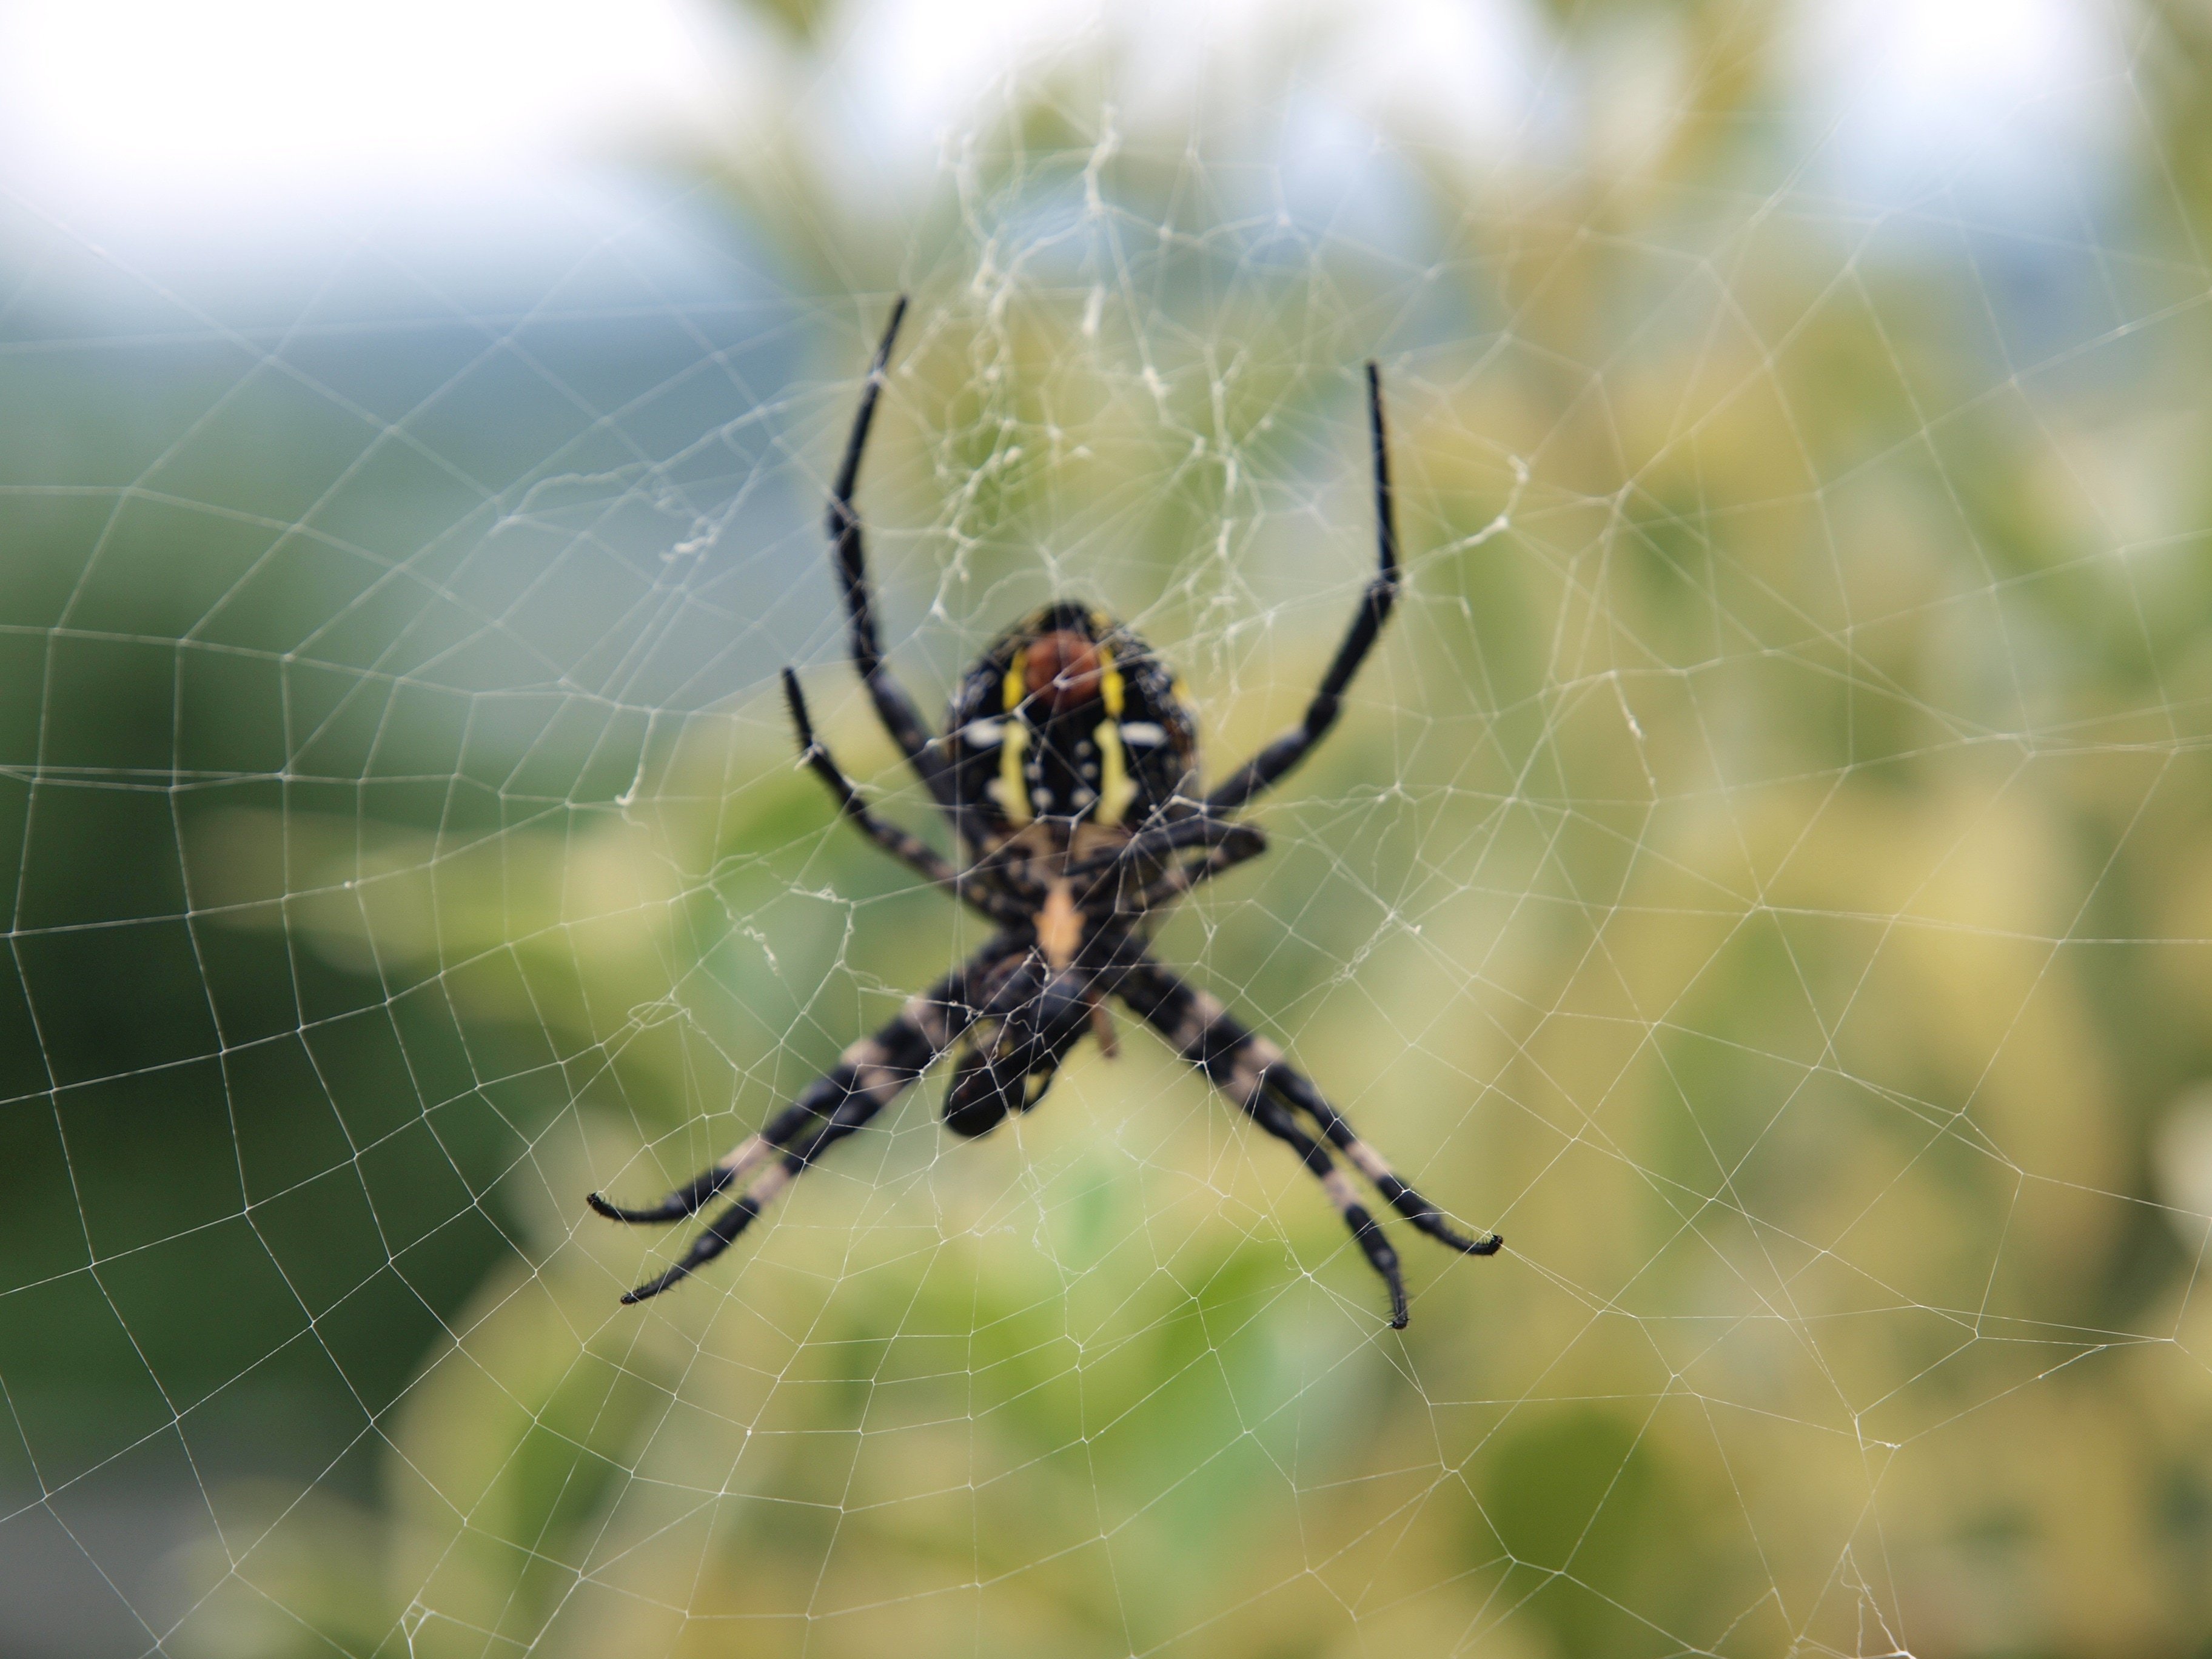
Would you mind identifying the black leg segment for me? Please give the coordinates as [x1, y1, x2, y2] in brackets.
[826, 297, 970, 828]
[1257, 1061, 1501, 1256]
[782, 668, 1024, 927]
[585, 1166, 734, 1226]
[1249, 1092, 1409, 1328]
[1207, 362, 1402, 814]
[1067, 814, 1265, 886]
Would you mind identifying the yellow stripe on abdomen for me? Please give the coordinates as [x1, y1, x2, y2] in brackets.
[1094, 719, 1137, 825]
[1093, 645, 1137, 825]
[994, 649, 1034, 824]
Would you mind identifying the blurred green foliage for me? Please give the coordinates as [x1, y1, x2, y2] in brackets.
[7, 1, 2212, 1655]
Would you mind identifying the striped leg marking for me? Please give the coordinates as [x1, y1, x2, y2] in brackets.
[1114, 964, 1397, 1326]
[592, 958, 990, 1304]
[1262, 1067, 1502, 1256]
[1116, 959, 1498, 1327]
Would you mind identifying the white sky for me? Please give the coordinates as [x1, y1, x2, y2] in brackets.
[0, 0, 2133, 249]
[0, 0, 730, 207]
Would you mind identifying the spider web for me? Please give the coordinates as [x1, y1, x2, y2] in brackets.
[4, 1, 2211, 1655]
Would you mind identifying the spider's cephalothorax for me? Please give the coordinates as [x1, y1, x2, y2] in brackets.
[589, 298, 1503, 1329]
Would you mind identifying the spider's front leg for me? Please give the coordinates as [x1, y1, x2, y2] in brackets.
[824, 298, 990, 853]
[1207, 362, 1402, 816]
[588, 940, 1011, 1304]
[1116, 956, 1499, 1329]
[827, 299, 936, 776]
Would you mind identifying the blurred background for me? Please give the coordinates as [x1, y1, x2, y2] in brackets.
[4, 0, 2211, 1654]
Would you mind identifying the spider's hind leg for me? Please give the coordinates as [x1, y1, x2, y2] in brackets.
[1261, 1065, 1501, 1256]
[1118, 960, 1425, 1327]
[1116, 957, 1499, 1327]
[618, 1094, 871, 1305]
[591, 953, 997, 1303]
[1248, 1092, 1410, 1327]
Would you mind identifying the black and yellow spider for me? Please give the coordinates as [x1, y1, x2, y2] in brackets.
[589, 300, 1501, 1327]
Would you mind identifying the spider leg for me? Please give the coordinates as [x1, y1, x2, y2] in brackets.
[1116, 958, 1499, 1258]
[1066, 816, 1265, 901]
[1250, 1094, 1409, 1328]
[1116, 814, 1266, 865]
[1128, 828, 1272, 913]
[1206, 363, 1401, 815]
[782, 668, 1024, 928]
[827, 298, 980, 843]
[585, 970, 969, 1228]
[1116, 958, 1456, 1329]
[1256, 1054, 1501, 1256]
[590, 943, 1007, 1299]
[1073, 822, 1268, 928]
[617, 1086, 891, 1305]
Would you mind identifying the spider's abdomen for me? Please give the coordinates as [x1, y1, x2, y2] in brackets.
[944, 602, 1198, 834]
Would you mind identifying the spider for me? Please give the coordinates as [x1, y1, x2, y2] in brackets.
[589, 299, 1501, 1327]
